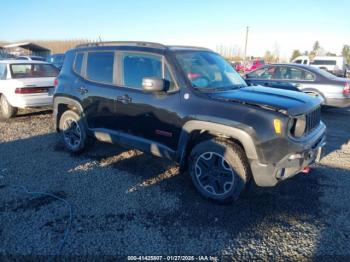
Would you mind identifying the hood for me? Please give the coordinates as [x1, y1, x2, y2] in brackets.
[208, 86, 322, 116]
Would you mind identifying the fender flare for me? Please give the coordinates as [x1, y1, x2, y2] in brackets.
[53, 96, 86, 131]
[177, 120, 259, 164]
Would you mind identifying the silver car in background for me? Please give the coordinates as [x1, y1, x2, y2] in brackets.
[244, 64, 350, 108]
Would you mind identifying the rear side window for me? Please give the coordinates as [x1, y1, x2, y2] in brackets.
[311, 60, 336, 65]
[274, 66, 315, 81]
[122, 53, 162, 89]
[74, 53, 84, 75]
[10, 64, 59, 78]
[0, 64, 7, 80]
[86, 52, 114, 84]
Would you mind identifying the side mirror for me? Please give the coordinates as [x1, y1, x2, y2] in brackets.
[142, 77, 168, 92]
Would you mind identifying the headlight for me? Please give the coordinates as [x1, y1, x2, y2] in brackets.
[289, 115, 306, 138]
[273, 119, 282, 135]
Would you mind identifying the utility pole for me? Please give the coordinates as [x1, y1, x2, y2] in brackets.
[244, 26, 249, 62]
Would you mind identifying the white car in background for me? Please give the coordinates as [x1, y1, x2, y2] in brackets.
[16, 55, 46, 61]
[0, 60, 59, 119]
[292, 55, 347, 77]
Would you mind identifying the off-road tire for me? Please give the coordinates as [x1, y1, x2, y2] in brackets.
[59, 110, 92, 153]
[189, 139, 251, 203]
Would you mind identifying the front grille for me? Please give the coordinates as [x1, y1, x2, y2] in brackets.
[305, 107, 321, 133]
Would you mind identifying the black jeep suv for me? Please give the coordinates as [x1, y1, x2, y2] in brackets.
[54, 41, 326, 203]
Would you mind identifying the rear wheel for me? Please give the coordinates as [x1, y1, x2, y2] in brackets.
[189, 139, 251, 203]
[59, 110, 91, 153]
[0, 95, 18, 119]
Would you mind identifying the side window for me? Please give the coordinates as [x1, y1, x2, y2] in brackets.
[301, 69, 315, 81]
[273, 66, 291, 80]
[122, 53, 162, 89]
[247, 67, 275, 79]
[0, 64, 7, 80]
[274, 67, 314, 81]
[74, 53, 84, 75]
[86, 52, 114, 84]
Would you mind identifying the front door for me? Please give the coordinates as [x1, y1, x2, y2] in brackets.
[115, 52, 182, 150]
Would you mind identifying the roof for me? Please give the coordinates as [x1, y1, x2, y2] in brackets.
[260, 63, 325, 74]
[75, 41, 212, 51]
[270, 63, 314, 69]
[3, 42, 50, 52]
[0, 60, 49, 64]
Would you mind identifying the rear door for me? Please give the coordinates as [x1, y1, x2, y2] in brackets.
[272, 65, 316, 91]
[77, 50, 126, 130]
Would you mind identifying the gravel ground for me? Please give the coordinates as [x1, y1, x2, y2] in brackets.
[0, 107, 349, 260]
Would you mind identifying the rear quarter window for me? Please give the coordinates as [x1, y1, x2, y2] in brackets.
[311, 60, 336, 65]
[74, 53, 84, 75]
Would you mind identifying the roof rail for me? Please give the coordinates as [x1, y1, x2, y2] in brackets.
[75, 41, 167, 49]
[168, 45, 212, 51]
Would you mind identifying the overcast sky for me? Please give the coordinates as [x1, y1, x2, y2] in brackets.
[1, 0, 350, 59]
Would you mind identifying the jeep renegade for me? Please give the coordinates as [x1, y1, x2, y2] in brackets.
[53, 41, 326, 203]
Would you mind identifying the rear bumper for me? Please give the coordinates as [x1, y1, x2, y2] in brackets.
[8, 94, 53, 108]
[325, 98, 350, 108]
[250, 123, 326, 187]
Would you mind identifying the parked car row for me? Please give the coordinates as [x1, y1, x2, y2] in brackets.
[233, 59, 265, 73]
[1, 53, 65, 70]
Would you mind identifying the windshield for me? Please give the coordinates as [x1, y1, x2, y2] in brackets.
[10, 63, 59, 78]
[175, 51, 247, 91]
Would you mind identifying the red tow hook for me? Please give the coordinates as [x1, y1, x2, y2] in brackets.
[302, 166, 311, 174]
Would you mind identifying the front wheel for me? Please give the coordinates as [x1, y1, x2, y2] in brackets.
[189, 139, 251, 203]
[0, 95, 18, 119]
[59, 110, 91, 153]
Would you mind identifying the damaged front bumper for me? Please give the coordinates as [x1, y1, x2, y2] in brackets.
[250, 123, 326, 187]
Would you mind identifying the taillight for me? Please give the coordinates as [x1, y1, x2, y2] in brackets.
[343, 83, 350, 96]
[15, 88, 48, 94]
[54, 78, 58, 87]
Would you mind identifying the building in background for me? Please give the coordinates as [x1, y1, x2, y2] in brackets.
[3, 42, 51, 58]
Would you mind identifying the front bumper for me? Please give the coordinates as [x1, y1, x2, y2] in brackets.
[250, 123, 326, 187]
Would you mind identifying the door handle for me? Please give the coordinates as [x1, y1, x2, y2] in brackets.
[77, 86, 88, 95]
[116, 94, 132, 104]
